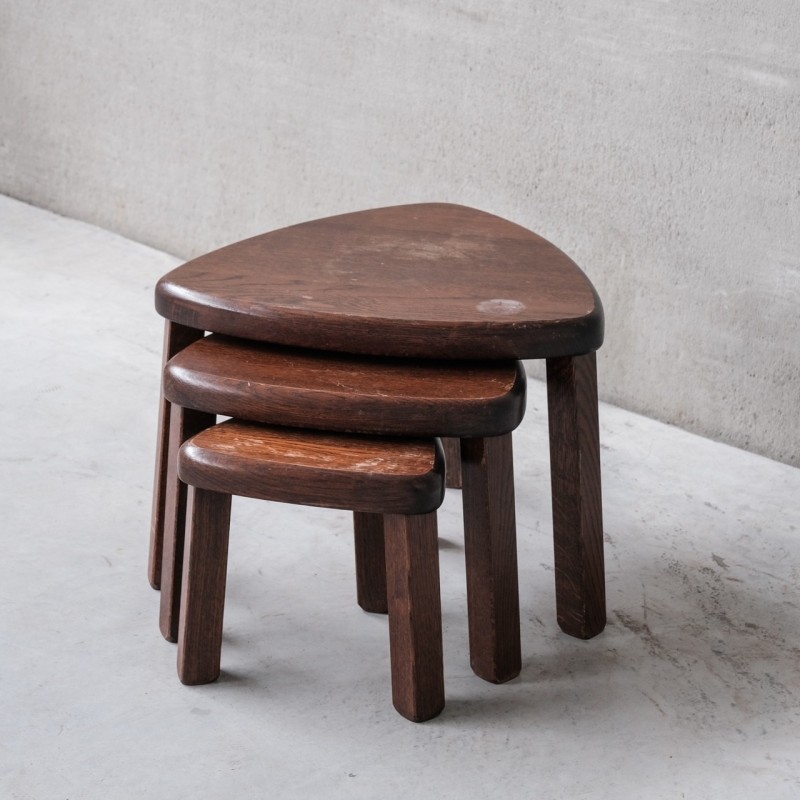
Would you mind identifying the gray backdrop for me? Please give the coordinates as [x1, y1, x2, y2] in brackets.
[2, 0, 798, 465]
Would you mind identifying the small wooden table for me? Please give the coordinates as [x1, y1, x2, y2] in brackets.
[155, 203, 606, 640]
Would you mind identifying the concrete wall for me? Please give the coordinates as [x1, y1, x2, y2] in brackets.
[2, 1, 798, 466]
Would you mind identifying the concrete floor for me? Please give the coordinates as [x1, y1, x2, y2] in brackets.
[2, 194, 799, 799]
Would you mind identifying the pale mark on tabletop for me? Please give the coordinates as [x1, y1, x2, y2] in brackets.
[476, 299, 526, 315]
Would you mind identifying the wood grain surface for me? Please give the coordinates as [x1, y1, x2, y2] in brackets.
[178, 420, 446, 515]
[441, 436, 463, 489]
[385, 512, 445, 721]
[159, 404, 215, 642]
[164, 334, 526, 437]
[155, 203, 603, 360]
[546, 353, 606, 639]
[461, 433, 521, 683]
[172, 425, 445, 721]
[353, 511, 388, 614]
[148, 321, 204, 588]
[177, 487, 232, 685]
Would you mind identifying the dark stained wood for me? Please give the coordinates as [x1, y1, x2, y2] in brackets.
[172, 422, 446, 720]
[148, 321, 204, 589]
[178, 420, 445, 516]
[159, 405, 215, 643]
[149, 203, 609, 685]
[158, 335, 522, 617]
[164, 334, 526, 437]
[546, 353, 606, 639]
[384, 512, 444, 722]
[461, 434, 521, 683]
[353, 512, 388, 614]
[441, 437, 463, 489]
[160, 333, 519, 621]
[156, 203, 604, 360]
[177, 487, 232, 685]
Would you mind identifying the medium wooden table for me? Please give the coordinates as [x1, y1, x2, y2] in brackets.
[155, 202, 606, 640]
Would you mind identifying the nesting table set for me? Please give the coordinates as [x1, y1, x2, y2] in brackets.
[147, 203, 605, 721]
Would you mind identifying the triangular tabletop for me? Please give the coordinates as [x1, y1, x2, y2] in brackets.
[156, 203, 603, 359]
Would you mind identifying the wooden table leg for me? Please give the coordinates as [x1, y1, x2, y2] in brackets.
[159, 404, 215, 642]
[353, 512, 388, 613]
[177, 487, 232, 685]
[385, 512, 444, 722]
[442, 437, 462, 489]
[148, 321, 203, 589]
[461, 433, 521, 683]
[546, 352, 606, 639]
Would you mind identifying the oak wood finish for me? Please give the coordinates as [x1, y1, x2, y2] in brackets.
[461, 434, 521, 683]
[156, 203, 604, 360]
[177, 487, 232, 685]
[546, 353, 605, 639]
[175, 421, 446, 721]
[179, 420, 445, 514]
[353, 512, 388, 614]
[385, 512, 445, 722]
[161, 335, 525, 669]
[159, 404, 215, 642]
[149, 203, 607, 666]
[163, 334, 526, 437]
[441, 437, 462, 489]
[148, 321, 203, 588]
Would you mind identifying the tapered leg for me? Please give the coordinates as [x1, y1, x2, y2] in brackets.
[546, 352, 605, 639]
[442, 437, 462, 489]
[177, 487, 233, 684]
[159, 404, 215, 642]
[353, 512, 388, 613]
[148, 321, 203, 588]
[461, 434, 521, 683]
[384, 513, 444, 722]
